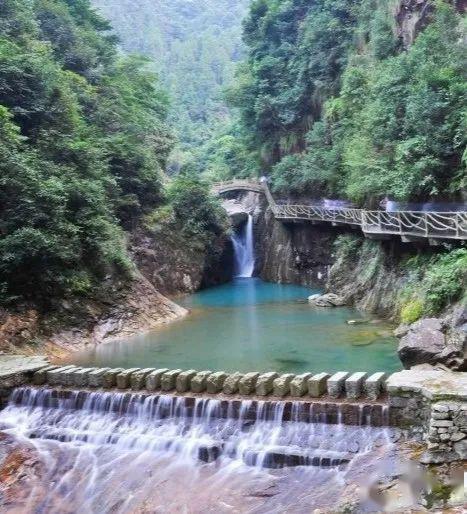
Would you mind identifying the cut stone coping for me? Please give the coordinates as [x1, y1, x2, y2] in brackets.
[223, 372, 243, 395]
[103, 368, 125, 389]
[273, 374, 295, 397]
[345, 372, 368, 399]
[161, 369, 182, 391]
[256, 372, 279, 396]
[239, 372, 260, 395]
[176, 370, 197, 393]
[327, 372, 350, 398]
[116, 368, 141, 389]
[387, 370, 467, 401]
[146, 369, 169, 391]
[131, 368, 156, 391]
[364, 372, 387, 401]
[308, 373, 330, 397]
[206, 371, 228, 394]
[89, 368, 111, 388]
[191, 370, 213, 393]
[290, 373, 312, 397]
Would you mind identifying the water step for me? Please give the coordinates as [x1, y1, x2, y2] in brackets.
[11, 387, 390, 426]
[242, 447, 351, 469]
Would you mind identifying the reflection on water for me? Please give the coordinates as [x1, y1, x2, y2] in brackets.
[70, 278, 400, 373]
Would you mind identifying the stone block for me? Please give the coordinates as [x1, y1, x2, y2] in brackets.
[431, 419, 453, 428]
[88, 368, 111, 388]
[58, 366, 82, 386]
[32, 365, 59, 386]
[272, 374, 295, 397]
[64, 367, 82, 387]
[145, 368, 169, 391]
[307, 373, 330, 397]
[116, 368, 141, 389]
[364, 372, 387, 400]
[73, 368, 96, 387]
[47, 366, 76, 386]
[176, 370, 197, 393]
[103, 368, 124, 389]
[327, 372, 350, 398]
[130, 368, 155, 390]
[256, 372, 279, 396]
[345, 372, 367, 399]
[190, 371, 212, 393]
[238, 372, 260, 395]
[289, 373, 312, 397]
[223, 372, 243, 395]
[206, 371, 228, 394]
[161, 369, 182, 391]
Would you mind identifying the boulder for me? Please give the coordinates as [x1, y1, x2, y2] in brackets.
[397, 317, 465, 370]
[308, 293, 346, 307]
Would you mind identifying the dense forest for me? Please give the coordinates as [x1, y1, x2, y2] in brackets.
[91, 0, 250, 173]
[0, 0, 465, 316]
[222, 0, 466, 205]
[0, 0, 225, 307]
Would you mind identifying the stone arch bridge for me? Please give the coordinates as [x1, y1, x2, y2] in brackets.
[212, 179, 467, 243]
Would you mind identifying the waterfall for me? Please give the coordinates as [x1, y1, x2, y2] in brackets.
[231, 214, 254, 278]
[0, 387, 396, 513]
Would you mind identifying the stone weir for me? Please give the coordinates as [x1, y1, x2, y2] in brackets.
[0, 356, 465, 463]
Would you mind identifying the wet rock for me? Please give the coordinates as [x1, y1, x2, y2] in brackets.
[222, 199, 249, 227]
[308, 293, 346, 307]
[397, 318, 465, 370]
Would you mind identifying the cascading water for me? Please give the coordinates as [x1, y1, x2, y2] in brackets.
[231, 214, 254, 278]
[0, 387, 400, 513]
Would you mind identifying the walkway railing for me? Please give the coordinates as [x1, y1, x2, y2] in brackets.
[212, 180, 467, 241]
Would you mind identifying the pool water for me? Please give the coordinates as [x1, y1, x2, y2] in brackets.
[70, 278, 400, 373]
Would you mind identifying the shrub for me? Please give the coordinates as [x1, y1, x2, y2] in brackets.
[400, 298, 424, 324]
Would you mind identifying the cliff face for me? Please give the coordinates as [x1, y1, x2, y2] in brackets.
[0, 274, 187, 359]
[131, 226, 233, 296]
[326, 239, 412, 318]
[256, 208, 336, 288]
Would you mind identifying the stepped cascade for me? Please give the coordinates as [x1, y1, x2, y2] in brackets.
[0, 386, 396, 512]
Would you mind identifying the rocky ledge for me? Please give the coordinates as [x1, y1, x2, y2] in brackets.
[396, 307, 466, 371]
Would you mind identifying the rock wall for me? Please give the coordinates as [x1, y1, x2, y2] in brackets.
[0, 274, 187, 359]
[256, 207, 337, 288]
[326, 238, 412, 318]
[131, 225, 233, 296]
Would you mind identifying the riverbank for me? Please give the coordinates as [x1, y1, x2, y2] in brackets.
[0, 274, 187, 360]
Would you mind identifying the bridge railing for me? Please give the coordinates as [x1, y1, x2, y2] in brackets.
[212, 181, 467, 240]
[275, 206, 467, 239]
[274, 205, 362, 225]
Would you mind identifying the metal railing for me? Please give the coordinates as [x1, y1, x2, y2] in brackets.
[212, 181, 467, 241]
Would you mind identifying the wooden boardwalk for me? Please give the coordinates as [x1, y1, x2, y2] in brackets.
[212, 179, 467, 242]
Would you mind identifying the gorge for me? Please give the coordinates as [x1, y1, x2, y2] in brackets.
[0, 0, 466, 513]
